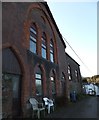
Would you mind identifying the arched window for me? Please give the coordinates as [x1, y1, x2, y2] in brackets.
[35, 66, 43, 96]
[60, 73, 66, 95]
[68, 65, 71, 74]
[68, 65, 72, 81]
[50, 39, 54, 62]
[29, 23, 37, 53]
[75, 70, 78, 77]
[41, 32, 47, 59]
[50, 70, 56, 96]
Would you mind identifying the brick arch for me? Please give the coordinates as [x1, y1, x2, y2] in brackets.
[2, 43, 29, 110]
[34, 63, 47, 96]
[41, 15, 46, 24]
[23, 19, 41, 55]
[49, 69, 58, 97]
[2, 43, 26, 75]
[39, 9, 58, 64]
[40, 14, 58, 63]
[60, 72, 67, 96]
[25, 3, 58, 64]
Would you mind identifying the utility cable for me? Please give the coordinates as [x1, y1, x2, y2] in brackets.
[62, 35, 94, 75]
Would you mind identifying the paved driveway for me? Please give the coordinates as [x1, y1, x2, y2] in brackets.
[45, 96, 98, 118]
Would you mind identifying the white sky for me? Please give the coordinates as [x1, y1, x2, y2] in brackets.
[47, 1, 97, 77]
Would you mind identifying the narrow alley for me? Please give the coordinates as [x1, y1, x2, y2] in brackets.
[45, 96, 98, 118]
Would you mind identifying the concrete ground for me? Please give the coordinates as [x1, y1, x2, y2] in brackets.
[45, 96, 98, 119]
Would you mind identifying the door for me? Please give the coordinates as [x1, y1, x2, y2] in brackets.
[2, 73, 21, 118]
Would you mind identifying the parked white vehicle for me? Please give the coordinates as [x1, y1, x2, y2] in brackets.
[83, 83, 99, 96]
[88, 88, 95, 95]
[95, 85, 99, 96]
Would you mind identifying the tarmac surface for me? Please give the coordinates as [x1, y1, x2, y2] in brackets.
[45, 96, 98, 119]
[0, 95, 98, 119]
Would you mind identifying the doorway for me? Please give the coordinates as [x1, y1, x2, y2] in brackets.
[2, 73, 21, 118]
[2, 48, 22, 118]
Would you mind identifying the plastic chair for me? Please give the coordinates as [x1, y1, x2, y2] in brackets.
[43, 97, 54, 114]
[29, 98, 45, 119]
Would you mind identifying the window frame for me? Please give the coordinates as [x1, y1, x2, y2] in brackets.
[68, 65, 72, 81]
[68, 65, 71, 74]
[41, 33, 47, 59]
[29, 24, 37, 53]
[75, 70, 78, 77]
[50, 39, 54, 62]
[50, 72, 56, 96]
[35, 67, 43, 96]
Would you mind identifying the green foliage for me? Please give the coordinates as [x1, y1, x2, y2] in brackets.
[82, 78, 88, 83]
[82, 75, 99, 84]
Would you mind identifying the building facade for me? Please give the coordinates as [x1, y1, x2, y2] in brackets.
[66, 53, 82, 95]
[2, 2, 81, 118]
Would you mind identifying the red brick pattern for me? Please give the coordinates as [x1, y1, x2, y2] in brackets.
[2, 3, 82, 117]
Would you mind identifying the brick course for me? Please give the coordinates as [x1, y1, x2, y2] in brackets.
[2, 2, 82, 118]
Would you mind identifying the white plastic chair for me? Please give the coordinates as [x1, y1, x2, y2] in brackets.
[29, 98, 45, 119]
[43, 97, 54, 114]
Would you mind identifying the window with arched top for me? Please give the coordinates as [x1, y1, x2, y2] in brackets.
[50, 70, 56, 96]
[29, 23, 37, 53]
[60, 72, 66, 96]
[35, 66, 43, 96]
[68, 65, 72, 81]
[68, 65, 71, 74]
[75, 70, 78, 77]
[41, 32, 47, 59]
[50, 39, 54, 62]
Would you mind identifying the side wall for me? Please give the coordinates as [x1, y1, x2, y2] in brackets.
[66, 53, 82, 95]
[2, 2, 69, 117]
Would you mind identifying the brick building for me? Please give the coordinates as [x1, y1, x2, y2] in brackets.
[66, 53, 82, 95]
[2, 2, 82, 118]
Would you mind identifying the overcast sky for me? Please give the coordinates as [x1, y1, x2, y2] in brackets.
[47, 2, 97, 77]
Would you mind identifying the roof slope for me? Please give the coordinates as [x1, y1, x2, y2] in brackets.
[42, 2, 66, 48]
[66, 52, 80, 66]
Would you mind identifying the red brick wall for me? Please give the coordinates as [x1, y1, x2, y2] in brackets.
[2, 2, 70, 117]
[66, 53, 82, 94]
